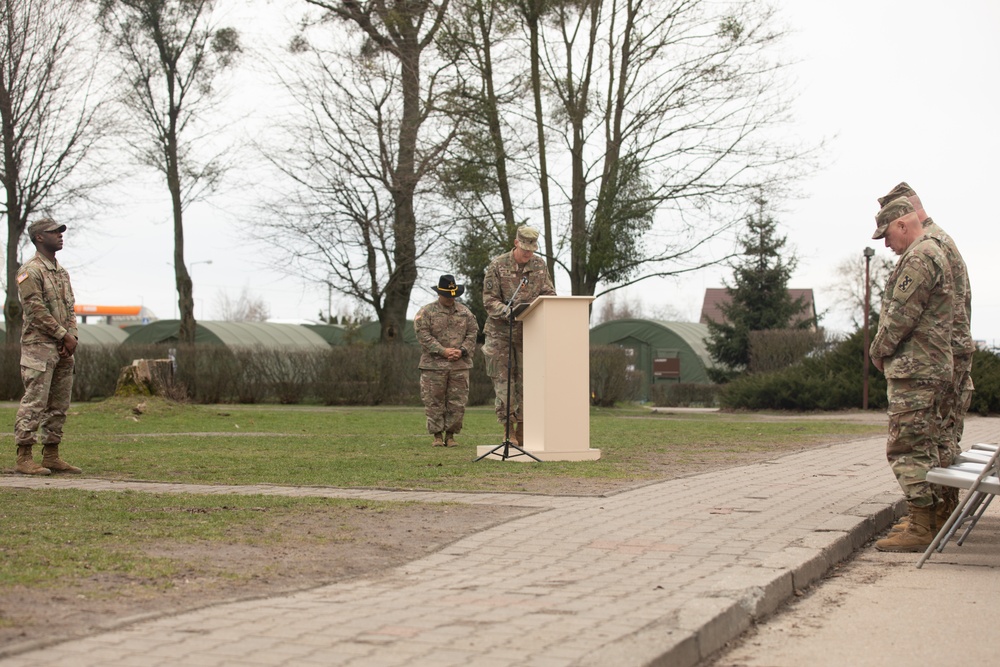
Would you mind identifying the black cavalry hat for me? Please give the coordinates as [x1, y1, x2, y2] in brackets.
[433, 274, 465, 298]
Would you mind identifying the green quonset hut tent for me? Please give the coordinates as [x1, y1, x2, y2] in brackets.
[302, 324, 347, 345]
[0, 322, 129, 346]
[121, 320, 330, 349]
[355, 321, 418, 345]
[589, 319, 715, 401]
[305, 322, 417, 345]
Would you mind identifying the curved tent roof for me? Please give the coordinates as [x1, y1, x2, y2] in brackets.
[0, 322, 129, 346]
[77, 324, 131, 346]
[304, 322, 418, 345]
[356, 320, 417, 345]
[122, 320, 330, 349]
[302, 324, 347, 345]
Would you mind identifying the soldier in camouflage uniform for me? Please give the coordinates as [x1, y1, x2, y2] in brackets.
[13, 218, 81, 476]
[869, 197, 953, 552]
[878, 182, 973, 533]
[414, 275, 479, 446]
[482, 226, 556, 445]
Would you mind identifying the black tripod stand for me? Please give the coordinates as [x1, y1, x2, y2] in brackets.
[475, 277, 541, 462]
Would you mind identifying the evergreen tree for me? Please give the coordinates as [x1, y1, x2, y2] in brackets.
[706, 197, 811, 374]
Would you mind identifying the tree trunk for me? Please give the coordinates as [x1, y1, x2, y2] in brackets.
[165, 103, 195, 344]
[1, 72, 24, 345]
[379, 39, 422, 344]
[525, 3, 555, 277]
[477, 0, 516, 231]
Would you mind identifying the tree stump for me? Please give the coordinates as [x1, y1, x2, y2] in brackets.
[115, 359, 174, 397]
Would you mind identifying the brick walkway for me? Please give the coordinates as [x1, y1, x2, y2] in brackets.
[2, 417, 998, 667]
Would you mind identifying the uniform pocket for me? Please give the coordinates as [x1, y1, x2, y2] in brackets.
[886, 380, 936, 416]
[19, 355, 47, 373]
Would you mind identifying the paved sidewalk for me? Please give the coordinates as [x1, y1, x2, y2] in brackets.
[3, 417, 999, 667]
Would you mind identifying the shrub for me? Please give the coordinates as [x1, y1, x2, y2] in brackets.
[748, 328, 825, 374]
[589, 345, 639, 407]
[970, 348, 1000, 416]
[720, 329, 887, 411]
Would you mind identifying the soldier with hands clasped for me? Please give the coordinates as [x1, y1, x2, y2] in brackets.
[414, 275, 479, 447]
[869, 197, 953, 552]
[14, 218, 81, 476]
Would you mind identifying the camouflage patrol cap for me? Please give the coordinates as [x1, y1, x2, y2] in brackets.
[27, 218, 66, 238]
[877, 182, 917, 208]
[516, 225, 540, 252]
[873, 196, 915, 240]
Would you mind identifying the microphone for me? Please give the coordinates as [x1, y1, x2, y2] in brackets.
[521, 275, 528, 286]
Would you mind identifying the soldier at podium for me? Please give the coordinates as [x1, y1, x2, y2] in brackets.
[482, 225, 556, 445]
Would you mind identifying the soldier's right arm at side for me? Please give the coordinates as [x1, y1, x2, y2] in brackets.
[17, 264, 67, 341]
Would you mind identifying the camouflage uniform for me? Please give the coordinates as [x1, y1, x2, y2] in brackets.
[877, 184, 975, 464]
[481, 251, 555, 424]
[15, 253, 77, 449]
[870, 234, 954, 509]
[922, 219, 974, 456]
[414, 300, 479, 436]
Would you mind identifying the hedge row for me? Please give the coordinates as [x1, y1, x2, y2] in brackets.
[720, 330, 1000, 415]
[0, 343, 636, 407]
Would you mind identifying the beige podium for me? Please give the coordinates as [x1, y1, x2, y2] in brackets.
[477, 295, 601, 461]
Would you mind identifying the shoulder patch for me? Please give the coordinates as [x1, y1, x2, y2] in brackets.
[893, 267, 924, 302]
[16, 271, 28, 284]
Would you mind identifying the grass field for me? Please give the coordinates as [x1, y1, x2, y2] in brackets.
[0, 398, 885, 611]
[3, 397, 885, 491]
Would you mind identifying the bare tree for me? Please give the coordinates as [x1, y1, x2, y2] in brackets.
[595, 291, 641, 323]
[829, 252, 895, 330]
[260, 0, 458, 343]
[593, 290, 688, 324]
[94, 0, 240, 344]
[0, 0, 110, 342]
[448, 0, 811, 300]
[215, 287, 270, 322]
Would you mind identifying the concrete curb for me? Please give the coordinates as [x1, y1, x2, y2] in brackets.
[576, 498, 905, 667]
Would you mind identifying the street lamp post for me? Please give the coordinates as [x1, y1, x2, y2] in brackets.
[862, 247, 875, 409]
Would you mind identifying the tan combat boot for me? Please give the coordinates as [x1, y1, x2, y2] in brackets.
[41, 445, 81, 474]
[889, 497, 956, 535]
[876, 505, 936, 552]
[887, 515, 910, 535]
[432, 432, 445, 447]
[15, 445, 51, 476]
[515, 421, 524, 446]
[445, 432, 458, 447]
[507, 423, 519, 446]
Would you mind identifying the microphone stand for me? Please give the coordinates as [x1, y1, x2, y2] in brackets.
[475, 276, 541, 462]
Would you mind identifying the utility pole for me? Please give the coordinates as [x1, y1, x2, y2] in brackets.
[862, 247, 875, 409]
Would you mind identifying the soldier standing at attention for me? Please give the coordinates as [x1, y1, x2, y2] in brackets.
[869, 197, 953, 552]
[414, 275, 479, 447]
[14, 218, 81, 476]
[482, 226, 556, 445]
[878, 182, 973, 536]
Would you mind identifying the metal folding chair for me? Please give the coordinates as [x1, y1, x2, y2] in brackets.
[917, 444, 1000, 568]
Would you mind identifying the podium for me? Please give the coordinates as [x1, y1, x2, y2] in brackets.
[476, 295, 601, 462]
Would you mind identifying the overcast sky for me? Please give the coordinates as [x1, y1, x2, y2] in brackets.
[66, 1, 999, 343]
